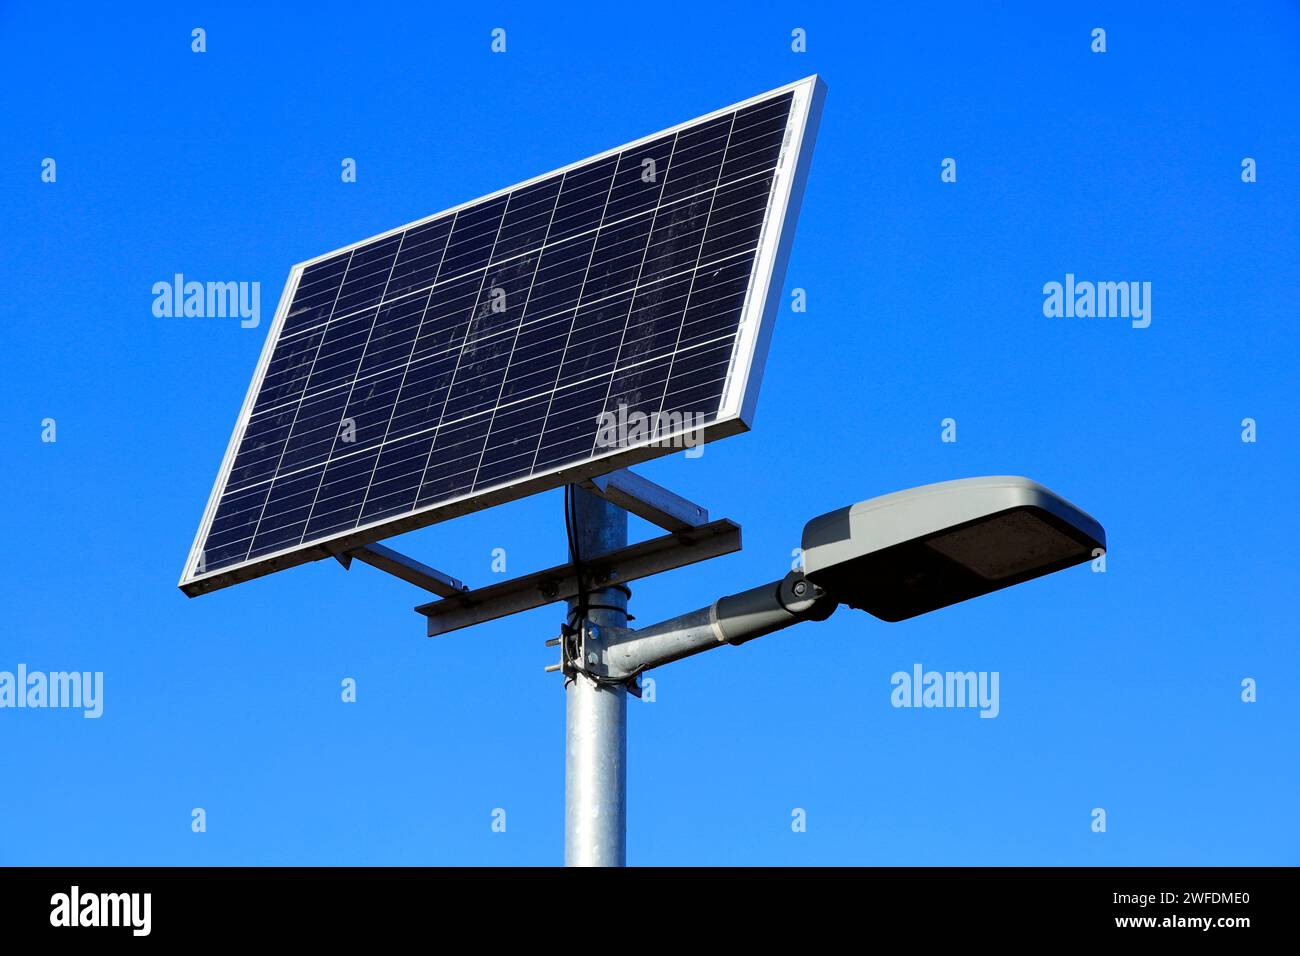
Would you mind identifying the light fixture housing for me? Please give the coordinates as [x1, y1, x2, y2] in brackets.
[801, 476, 1106, 621]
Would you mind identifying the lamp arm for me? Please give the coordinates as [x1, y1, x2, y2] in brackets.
[595, 571, 836, 680]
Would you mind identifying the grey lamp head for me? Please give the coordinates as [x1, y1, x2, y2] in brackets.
[800, 476, 1106, 622]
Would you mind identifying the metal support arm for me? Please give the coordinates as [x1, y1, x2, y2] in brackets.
[332, 543, 467, 597]
[588, 571, 836, 681]
[580, 468, 709, 532]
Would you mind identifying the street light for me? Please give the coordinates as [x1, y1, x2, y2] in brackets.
[801, 475, 1106, 621]
[596, 475, 1104, 672]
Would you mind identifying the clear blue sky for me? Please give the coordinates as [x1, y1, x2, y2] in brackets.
[2, 1, 1296, 866]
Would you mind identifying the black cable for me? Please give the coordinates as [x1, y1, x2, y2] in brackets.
[561, 484, 641, 692]
[561, 484, 591, 682]
[564, 484, 589, 628]
[588, 665, 646, 689]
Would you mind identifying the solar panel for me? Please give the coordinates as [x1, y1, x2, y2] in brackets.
[181, 76, 825, 596]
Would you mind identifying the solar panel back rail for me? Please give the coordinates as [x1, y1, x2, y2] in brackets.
[181, 76, 825, 596]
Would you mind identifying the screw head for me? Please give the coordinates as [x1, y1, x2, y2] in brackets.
[793, 580, 808, 597]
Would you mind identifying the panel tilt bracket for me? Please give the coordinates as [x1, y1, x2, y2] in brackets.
[330, 542, 468, 598]
[578, 468, 709, 532]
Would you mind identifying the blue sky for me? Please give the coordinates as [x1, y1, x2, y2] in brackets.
[1, 1, 1296, 865]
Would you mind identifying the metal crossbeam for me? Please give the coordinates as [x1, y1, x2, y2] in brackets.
[415, 518, 742, 636]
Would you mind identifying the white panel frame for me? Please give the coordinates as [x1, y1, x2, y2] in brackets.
[180, 76, 825, 596]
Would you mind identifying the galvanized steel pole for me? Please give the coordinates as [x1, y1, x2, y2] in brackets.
[564, 486, 628, 866]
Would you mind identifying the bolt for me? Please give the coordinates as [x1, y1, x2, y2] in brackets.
[793, 580, 807, 597]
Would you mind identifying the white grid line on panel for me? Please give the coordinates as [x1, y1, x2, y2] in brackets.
[524, 154, 624, 477]
[240, 248, 357, 564]
[296, 230, 409, 541]
[654, 112, 740, 424]
[353, 209, 462, 524]
[410, 189, 519, 506]
[469, 170, 571, 489]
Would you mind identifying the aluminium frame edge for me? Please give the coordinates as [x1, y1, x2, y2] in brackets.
[722, 74, 825, 431]
[178, 262, 307, 588]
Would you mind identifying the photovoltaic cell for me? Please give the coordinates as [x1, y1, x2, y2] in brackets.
[182, 77, 823, 595]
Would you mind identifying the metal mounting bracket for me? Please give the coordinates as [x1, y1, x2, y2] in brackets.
[331, 542, 468, 598]
[579, 468, 708, 532]
[415, 518, 742, 637]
